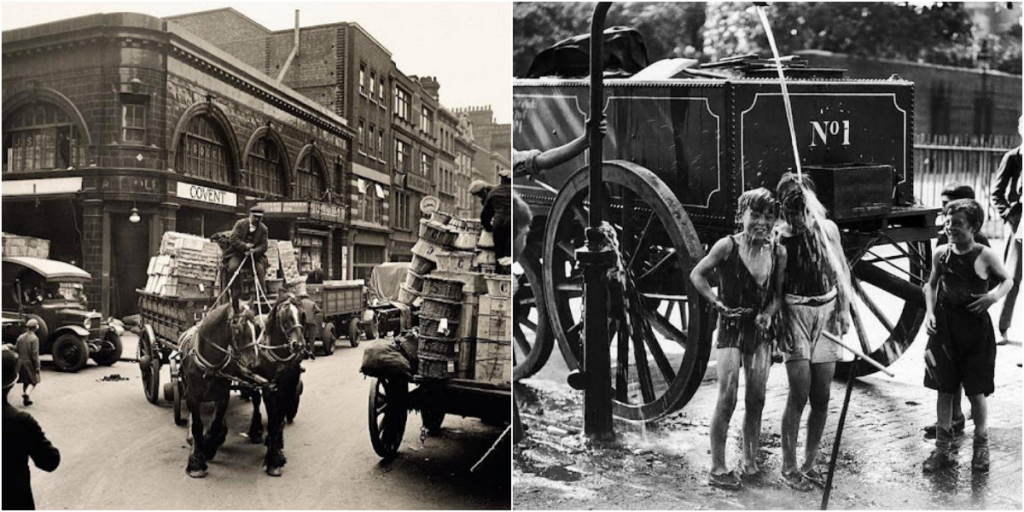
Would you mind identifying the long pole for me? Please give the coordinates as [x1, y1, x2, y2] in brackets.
[821, 361, 858, 510]
[581, 2, 615, 441]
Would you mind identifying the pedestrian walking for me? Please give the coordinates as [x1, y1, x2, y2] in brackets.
[991, 116, 1022, 345]
[16, 319, 41, 407]
[774, 173, 854, 492]
[922, 199, 1013, 473]
[691, 188, 786, 490]
[2, 345, 61, 510]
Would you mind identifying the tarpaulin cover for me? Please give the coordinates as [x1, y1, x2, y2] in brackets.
[524, 26, 649, 79]
[367, 263, 411, 303]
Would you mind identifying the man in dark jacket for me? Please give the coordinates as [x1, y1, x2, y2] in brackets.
[991, 116, 1022, 344]
[3, 346, 60, 510]
[481, 171, 513, 260]
[225, 206, 270, 304]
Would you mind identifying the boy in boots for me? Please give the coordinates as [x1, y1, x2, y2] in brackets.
[923, 199, 1013, 473]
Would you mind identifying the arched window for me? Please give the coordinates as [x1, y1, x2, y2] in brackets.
[244, 137, 286, 196]
[176, 115, 232, 185]
[3, 103, 85, 173]
[295, 152, 326, 201]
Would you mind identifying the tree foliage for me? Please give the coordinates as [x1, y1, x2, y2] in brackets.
[514, 2, 1021, 76]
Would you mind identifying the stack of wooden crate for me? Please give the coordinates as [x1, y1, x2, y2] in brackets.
[1, 233, 50, 259]
[145, 232, 220, 298]
[475, 274, 512, 386]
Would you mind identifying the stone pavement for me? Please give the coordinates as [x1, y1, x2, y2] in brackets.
[514, 327, 1022, 510]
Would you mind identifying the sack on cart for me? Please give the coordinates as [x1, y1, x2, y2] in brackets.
[360, 339, 414, 380]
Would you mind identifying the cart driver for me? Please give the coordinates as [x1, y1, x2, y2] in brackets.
[225, 206, 269, 307]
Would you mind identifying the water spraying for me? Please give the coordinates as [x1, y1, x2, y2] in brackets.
[755, 3, 802, 178]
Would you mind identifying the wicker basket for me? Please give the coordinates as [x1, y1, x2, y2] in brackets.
[436, 251, 476, 272]
[476, 230, 495, 249]
[418, 335, 458, 358]
[411, 239, 445, 263]
[418, 352, 454, 379]
[418, 219, 457, 247]
[420, 297, 461, 322]
[478, 263, 497, 274]
[473, 250, 497, 268]
[429, 212, 454, 225]
[485, 275, 513, 298]
[397, 284, 421, 305]
[410, 255, 436, 275]
[403, 271, 424, 292]
[420, 315, 460, 338]
[422, 276, 465, 301]
[453, 231, 481, 250]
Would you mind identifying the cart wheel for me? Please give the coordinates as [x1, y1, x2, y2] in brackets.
[322, 323, 337, 356]
[348, 318, 361, 348]
[138, 326, 161, 404]
[93, 330, 123, 367]
[53, 333, 89, 372]
[287, 379, 303, 423]
[836, 239, 932, 378]
[422, 409, 445, 433]
[368, 377, 408, 460]
[170, 360, 187, 427]
[513, 248, 553, 381]
[542, 161, 713, 423]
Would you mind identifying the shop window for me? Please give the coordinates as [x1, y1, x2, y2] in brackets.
[393, 190, 411, 231]
[293, 234, 325, 274]
[296, 152, 326, 201]
[176, 114, 231, 185]
[121, 103, 146, 144]
[353, 245, 386, 281]
[356, 179, 385, 225]
[3, 103, 85, 173]
[244, 137, 286, 196]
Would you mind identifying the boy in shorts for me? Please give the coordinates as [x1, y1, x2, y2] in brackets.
[775, 173, 853, 491]
[922, 199, 1012, 473]
[691, 188, 787, 490]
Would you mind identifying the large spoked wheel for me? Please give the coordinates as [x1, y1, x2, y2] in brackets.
[836, 238, 932, 378]
[368, 377, 408, 460]
[542, 161, 713, 422]
[139, 326, 161, 405]
[513, 248, 553, 381]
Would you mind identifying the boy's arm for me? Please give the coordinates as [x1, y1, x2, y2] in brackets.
[764, 244, 788, 318]
[924, 246, 945, 325]
[824, 220, 852, 330]
[534, 119, 607, 173]
[689, 238, 732, 311]
[967, 247, 1014, 314]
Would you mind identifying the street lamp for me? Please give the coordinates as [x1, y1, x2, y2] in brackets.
[129, 203, 141, 223]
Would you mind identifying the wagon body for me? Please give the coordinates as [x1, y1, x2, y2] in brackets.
[512, 71, 941, 423]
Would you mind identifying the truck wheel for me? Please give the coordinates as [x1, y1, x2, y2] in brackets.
[322, 323, 336, 356]
[348, 319, 361, 348]
[93, 331, 123, 367]
[53, 334, 89, 372]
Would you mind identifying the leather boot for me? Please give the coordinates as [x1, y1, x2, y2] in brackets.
[972, 432, 990, 473]
[923, 426, 955, 472]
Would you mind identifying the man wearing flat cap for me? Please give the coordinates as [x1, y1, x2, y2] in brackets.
[225, 206, 270, 305]
[3, 345, 61, 510]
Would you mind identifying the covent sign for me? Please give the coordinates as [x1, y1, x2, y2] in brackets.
[176, 182, 237, 207]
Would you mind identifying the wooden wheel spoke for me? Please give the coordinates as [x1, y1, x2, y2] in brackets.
[635, 248, 677, 282]
[848, 297, 873, 355]
[639, 312, 677, 384]
[627, 211, 655, 269]
[864, 249, 919, 281]
[519, 318, 538, 332]
[514, 331, 532, 355]
[629, 308, 657, 404]
[615, 319, 630, 403]
[647, 308, 688, 348]
[852, 277, 896, 335]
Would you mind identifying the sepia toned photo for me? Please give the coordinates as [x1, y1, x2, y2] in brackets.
[1, 2, 511, 509]
[512, 2, 1022, 509]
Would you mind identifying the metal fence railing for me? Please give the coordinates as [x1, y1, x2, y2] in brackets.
[913, 133, 1018, 240]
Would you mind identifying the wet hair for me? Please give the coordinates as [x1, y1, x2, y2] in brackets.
[735, 188, 777, 224]
[944, 198, 985, 232]
[940, 182, 976, 201]
[776, 172, 816, 212]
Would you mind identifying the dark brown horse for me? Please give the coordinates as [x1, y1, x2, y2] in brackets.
[181, 302, 261, 479]
[244, 294, 305, 477]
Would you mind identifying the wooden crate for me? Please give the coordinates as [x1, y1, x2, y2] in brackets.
[475, 339, 511, 386]
[456, 338, 476, 379]
[479, 295, 511, 317]
[322, 282, 364, 317]
[477, 313, 511, 341]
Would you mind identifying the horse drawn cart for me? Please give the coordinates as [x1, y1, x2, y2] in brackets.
[512, 20, 940, 424]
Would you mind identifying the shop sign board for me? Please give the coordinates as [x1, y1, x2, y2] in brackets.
[99, 176, 161, 195]
[407, 173, 433, 194]
[176, 182, 237, 207]
[255, 201, 346, 225]
[3, 177, 83, 196]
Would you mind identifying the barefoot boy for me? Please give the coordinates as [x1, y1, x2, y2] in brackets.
[691, 188, 787, 490]
[923, 199, 1012, 473]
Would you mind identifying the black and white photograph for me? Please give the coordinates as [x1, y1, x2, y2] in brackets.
[511, 1, 1022, 509]
[1, 2, 512, 509]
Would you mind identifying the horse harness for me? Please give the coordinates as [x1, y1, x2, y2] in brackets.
[255, 302, 304, 364]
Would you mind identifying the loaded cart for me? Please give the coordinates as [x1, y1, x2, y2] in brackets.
[304, 280, 373, 355]
[364, 211, 512, 461]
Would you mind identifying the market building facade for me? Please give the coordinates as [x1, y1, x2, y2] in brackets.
[2, 13, 355, 317]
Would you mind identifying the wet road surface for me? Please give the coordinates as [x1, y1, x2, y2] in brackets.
[16, 334, 510, 510]
[514, 260, 1022, 510]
